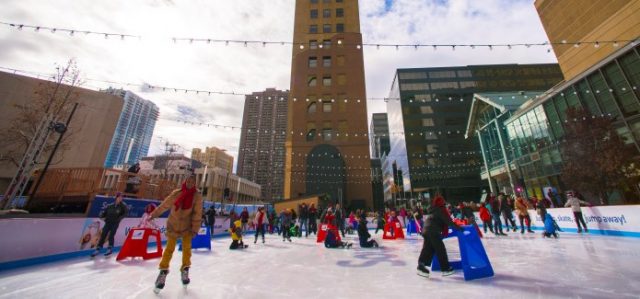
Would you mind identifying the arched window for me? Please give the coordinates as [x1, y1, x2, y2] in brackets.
[306, 129, 316, 141]
[307, 102, 317, 113]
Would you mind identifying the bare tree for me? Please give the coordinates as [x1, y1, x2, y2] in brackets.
[0, 60, 82, 169]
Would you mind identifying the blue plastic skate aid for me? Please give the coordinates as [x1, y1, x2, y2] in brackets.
[430, 225, 494, 281]
[179, 226, 212, 251]
[406, 220, 418, 235]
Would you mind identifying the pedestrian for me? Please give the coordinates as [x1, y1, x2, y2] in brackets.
[417, 195, 463, 278]
[478, 202, 494, 234]
[308, 203, 318, 235]
[240, 207, 249, 232]
[565, 191, 590, 233]
[490, 194, 507, 236]
[280, 209, 292, 242]
[253, 207, 268, 244]
[205, 206, 216, 236]
[399, 207, 408, 227]
[91, 192, 129, 257]
[335, 203, 346, 237]
[357, 215, 378, 248]
[149, 175, 203, 293]
[500, 194, 517, 232]
[299, 203, 309, 237]
[515, 195, 534, 234]
[375, 212, 385, 234]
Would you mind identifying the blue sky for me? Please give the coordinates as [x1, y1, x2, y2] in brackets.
[0, 0, 557, 170]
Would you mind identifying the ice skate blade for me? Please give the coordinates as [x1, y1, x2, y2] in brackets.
[153, 288, 162, 294]
[417, 271, 430, 278]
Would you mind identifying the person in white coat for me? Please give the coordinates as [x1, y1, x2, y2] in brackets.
[253, 207, 269, 244]
[565, 191, 590, 233]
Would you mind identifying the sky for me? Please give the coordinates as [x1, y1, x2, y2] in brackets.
[0, 0, 558, 172]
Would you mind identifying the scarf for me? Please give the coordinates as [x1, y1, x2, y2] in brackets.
[174, 182, 197, 211]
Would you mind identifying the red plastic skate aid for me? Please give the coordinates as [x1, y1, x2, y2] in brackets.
[383, 222, 405, 240]
[116, 228, 163, 261]
[316, 224, 341, 243]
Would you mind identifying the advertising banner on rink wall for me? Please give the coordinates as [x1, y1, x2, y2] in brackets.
[474, 205, 640, 237]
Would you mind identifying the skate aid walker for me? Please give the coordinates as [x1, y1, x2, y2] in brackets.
[430, 225, 494, 281]
[116, 228, 163, 261]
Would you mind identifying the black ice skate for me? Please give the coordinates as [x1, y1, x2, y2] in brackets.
[442, 267, 455, 277]
[181, 267, 190, 286]
[90, 248, 101, 258]
[154, 270, 169, 294]
[417, 264, 430, 278]
[103, 247, 113, 257]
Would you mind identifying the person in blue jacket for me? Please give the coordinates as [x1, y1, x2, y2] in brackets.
[324, 229, 352, 249]
[543, 213, 559, 238]
[357, 216, 379, 248]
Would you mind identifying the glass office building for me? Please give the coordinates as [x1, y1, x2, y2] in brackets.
[386, 64, 563, 203]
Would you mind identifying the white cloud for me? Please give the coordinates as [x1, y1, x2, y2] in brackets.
[0, 0, 557, 172]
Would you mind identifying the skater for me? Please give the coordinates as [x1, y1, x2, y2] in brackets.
[91, 192, 128, 257]
[308, 203, 318, 235]
[500, 195, 517, 232]
[334, 203, 346, 237]
[565, 191, 590, 233]
[542, 213, 559, 238]
[280, 209, 292, 242]
[489, 195, 506, 235]
[299, 203, 309, 237]
[417, 195, 463, 278]
[230, 218, 248, 249]
[240, 207, 249, 232]
[149, 175, 203, 293]
[253, 207, 268, 244]
[515, 195, 534, 233]
[387, 211, 399, 237]
[205, 206, 216, 236]
[375, 212, 385, 234]
[324, 227, 352, 249]
[536, 198, 548, 222]
[478, 202, 494, 234]
[357, 216, 378, 248]
[399, 207, 408, 227]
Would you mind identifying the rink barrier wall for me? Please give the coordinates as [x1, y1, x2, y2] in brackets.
[1, 205, 638, 271]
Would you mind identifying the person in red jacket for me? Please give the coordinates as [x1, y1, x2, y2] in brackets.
[253, 207, 268, 244]
[479, 203, 494, 234]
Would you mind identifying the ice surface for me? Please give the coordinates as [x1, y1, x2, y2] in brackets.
[1, 231, 639, 299]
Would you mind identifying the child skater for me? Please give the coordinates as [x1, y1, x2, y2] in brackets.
[324, 227, 352, 249]
[138, 204, 159, 229]
[542, 213, 559, 238]
[357, 216, 379, 248]
[230, 219, 249, 249]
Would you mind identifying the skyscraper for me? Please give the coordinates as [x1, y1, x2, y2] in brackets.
[103, 88, 159, 169]
[370, 113, 390, 159]
[237, 88, 288, 202]
[386, 64, 563, 202]
[285, 0, 372, 209]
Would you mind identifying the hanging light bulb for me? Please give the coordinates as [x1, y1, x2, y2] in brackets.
[594, 41, 600, 48]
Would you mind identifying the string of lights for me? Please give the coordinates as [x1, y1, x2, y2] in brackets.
[1, 21, 635, 50]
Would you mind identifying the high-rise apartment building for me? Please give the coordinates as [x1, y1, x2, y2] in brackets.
[386, 64, 563, 202]
[191, 146, 234, 174]
[237, 88, 288, 202]
[370, 113, 390, 159]
[285, 0, 372, 209]
[535, 0, 640, 81]
[103, 88, 159, 169]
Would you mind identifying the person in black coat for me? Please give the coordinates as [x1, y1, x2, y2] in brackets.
[91, 193, 128, 257]
[206, 206, 216, 236]
[417, 195, 462, 278]
[357, 216, 378, 248]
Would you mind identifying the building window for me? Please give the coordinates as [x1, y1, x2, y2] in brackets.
[398, 72, 427, 79]
[430, 82, 459, 90]
[322, 39, 332, 49]
[309, 40, 318, 49]
[308, 57, 318, 68]
[323, 9, 331, 18]
[310, 9, 318, 19]
[323, 0, 330, 3]
[336, 0, 343, 2]
[308, 76, 317, 87]
[457, 70, 472, 77]
[336, 23, 344, 33]
[336, 8, 344, 17]
[323, 101, 332, 112]
[422, 118, 435, 127]
[309, 25, 318, 34]
[323, 56, 331, 67]
[307, 129, 316, 141]
[323, 76, 332, 86]
[429, 70, 456, 78]
[420, 106, 433, 114]
[307, 102, 317, 113]
[310, 0, 318, 4]
[323, 24, 331, 33]
[337, 74, 346, 85]
[322, 128, 333, 141]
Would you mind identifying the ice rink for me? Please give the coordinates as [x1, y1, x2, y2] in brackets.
[1, 230, 639, 299]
